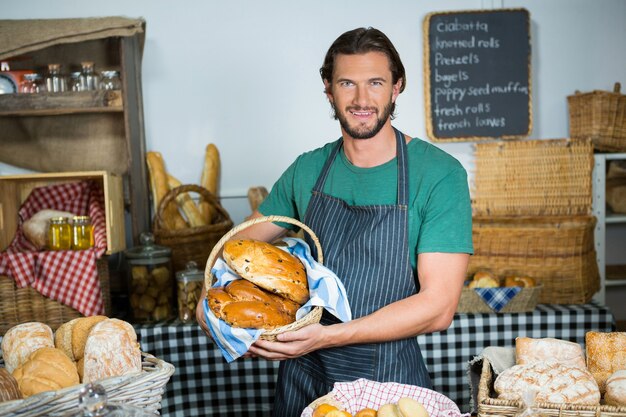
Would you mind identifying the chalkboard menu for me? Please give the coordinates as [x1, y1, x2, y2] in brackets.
[423, 9, 531, 142]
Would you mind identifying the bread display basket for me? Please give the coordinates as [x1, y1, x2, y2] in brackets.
[204, 215, 324, 342]
[0, 352, 174, 416]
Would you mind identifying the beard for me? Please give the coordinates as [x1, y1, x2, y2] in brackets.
[332, 101, 393, 140]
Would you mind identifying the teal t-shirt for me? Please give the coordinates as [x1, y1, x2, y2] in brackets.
[259, 137, 474, 269]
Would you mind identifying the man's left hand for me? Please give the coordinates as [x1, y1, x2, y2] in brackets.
[247, 323, 327, 360]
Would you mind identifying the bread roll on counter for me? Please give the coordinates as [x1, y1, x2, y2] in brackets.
[1, 322, 54, 374]
[223, 239, 309, 305]
[12, 347, 79, 397]
[515, 337, 586, 369]
[585, 331, 626, 393]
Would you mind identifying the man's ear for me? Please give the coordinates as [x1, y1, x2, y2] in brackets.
[392, 78, 403, 102]
[324, 80, 334, 103]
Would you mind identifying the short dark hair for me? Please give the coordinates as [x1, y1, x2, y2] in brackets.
[320, 27, 406, 95]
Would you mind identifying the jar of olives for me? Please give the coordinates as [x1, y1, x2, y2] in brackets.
[176, 261, 204, 323]
[124, 232, 175, 322]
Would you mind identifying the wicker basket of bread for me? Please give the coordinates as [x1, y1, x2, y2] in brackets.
[476, 333, 626, 417]
[204, 215, 324, 342]
[0, 318, 174, 416]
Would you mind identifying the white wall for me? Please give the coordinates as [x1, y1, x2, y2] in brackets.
[2, 0, 626, 319]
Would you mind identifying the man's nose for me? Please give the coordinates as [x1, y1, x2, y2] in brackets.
[353, 84, 370, 106]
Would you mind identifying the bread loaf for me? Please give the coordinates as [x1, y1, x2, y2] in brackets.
[167, 174, 208, 227]
[54, 318, 80, 361]
[22, 209, 75, 249]
[12, 347, 79, 397]
[0, 368, 22, 402]
[82, 319, 142, 383]
[468, 271, 499, 288]
[605, 369, 626, 406]
[515, 337, 586, 368]
[504, 276, 536, 288]
[223, 239, 309, 305]
[247, 186, 268, 213]
[146, 151, 187, 230]
[494, 359, 600, 405]
[1, 322, 54, 374]
[200, 143, 220, 223]
[586, 331, 626, 393]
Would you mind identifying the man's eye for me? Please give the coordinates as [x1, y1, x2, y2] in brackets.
[371, 81, 383, 86]
[339, 81, 353, 87]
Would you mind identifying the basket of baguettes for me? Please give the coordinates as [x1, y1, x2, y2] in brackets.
[0, 317, 175, 416]
[476, 333, 626, 417]
[147, 145, 234, 273]
[204, 215, 324, 342]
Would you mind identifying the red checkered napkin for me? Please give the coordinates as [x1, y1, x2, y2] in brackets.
[300, 378, 469, 417]
[0, 180, 108, 316]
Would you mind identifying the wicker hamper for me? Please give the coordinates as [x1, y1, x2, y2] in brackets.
[469, 216, 599, 304]
[154, 184, 233, 273]
[568, 82, 626, 152]
[0, 257, 111, 335]
[476, 357, 626, 417]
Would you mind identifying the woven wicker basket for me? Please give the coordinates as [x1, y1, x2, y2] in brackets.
[469, 216, 599, 304]
[204, 215, 324, 342]
[568, 82, 626, 152]
[476, 358, 626, 417]
[0, 352, 174, 416]
[472, 138, 594, 217]
[0, 257, 110, 335]
[153, 184, 233, 273]
[456, 284, 542, 313]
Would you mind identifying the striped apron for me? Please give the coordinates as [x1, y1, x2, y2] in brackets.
[272, 128, 432, 417]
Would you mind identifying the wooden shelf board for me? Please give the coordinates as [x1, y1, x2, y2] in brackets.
[0, 90, 123, 116]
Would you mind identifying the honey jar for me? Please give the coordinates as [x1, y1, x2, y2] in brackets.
[124, 233, 175, 323]
[48, 217, 72, 250]
[176, 261, 203, 323]
[72, 216, 94, 250]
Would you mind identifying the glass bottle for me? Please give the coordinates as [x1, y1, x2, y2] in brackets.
[48, 217, 72, 250]
[79, 61, 99, 91]
[19, 73, 46, 94]
[176, 261, 204, 323]
[72, 216, 94, 250]
[45, 63, 67, 92]
[68, 71, 82, 92]
[99, 70, 121, 90]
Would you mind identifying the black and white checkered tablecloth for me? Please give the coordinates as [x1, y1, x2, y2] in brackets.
[134, 303, 615, 417]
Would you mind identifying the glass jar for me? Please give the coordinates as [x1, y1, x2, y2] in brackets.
[48, 217, 72, 250]
[19, 73, 46, 93]
[72, 216, 94, 250]
[176, 261, 204, 323]
[124, 233, 175, 323]
[99, 70, 121, 90]
[68, 71, 82, 92]
[45, 63, 67, 92]
[80, 61, 99, 91]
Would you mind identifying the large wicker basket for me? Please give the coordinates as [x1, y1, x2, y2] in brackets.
[469, 216, 599, 304]
[153, 184, 233, 273]
[0, 257, 111, 335]
[476, 357, 626, 417]
[472, 138, 594, 217]
[0, 352, 175, 416]
[568, 82, 626, 152]
[204, 215, 324, 342]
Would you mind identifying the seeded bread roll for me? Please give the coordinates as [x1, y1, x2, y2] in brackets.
[1, 322, 54, 374]
[223, 239, 309, 305]
[220, 300, 293, 329]
[226, 279, 299, 319]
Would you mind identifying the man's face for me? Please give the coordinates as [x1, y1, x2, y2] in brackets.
[325, 51, 402, 140]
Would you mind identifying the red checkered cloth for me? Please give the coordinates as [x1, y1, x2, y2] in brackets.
[300, 378, 469, 417]
[0, 180, 108, 316]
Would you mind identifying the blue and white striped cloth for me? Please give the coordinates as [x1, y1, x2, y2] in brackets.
[204, 237, 352, 362]
[473, 286, 522, 312]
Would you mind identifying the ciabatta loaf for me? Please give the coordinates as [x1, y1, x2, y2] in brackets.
[515, 337, 586, 368]
[11, 347, 79, 397]
[82, 319, 142, 383]
[1, 322, 54, 374]
[223, 239, 309, 305]
[585, 331, 626, 393]
[494, 359, 600, 405]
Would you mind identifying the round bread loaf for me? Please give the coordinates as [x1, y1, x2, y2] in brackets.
[12, 347, 79, 397]
[0, 367, 22, 402]
[504, 275, 536, 288]
[223, 239, 309, 304]
[605, 369, 626, 406]
[1, 322, 54, 374]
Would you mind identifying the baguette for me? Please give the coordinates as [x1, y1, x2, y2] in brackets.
[200, 143, 220, 223]
[167, 174, 208, 227]
[146, 151, 187, 230]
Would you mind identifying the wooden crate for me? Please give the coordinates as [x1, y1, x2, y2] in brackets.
[0, 170, 125, 254]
